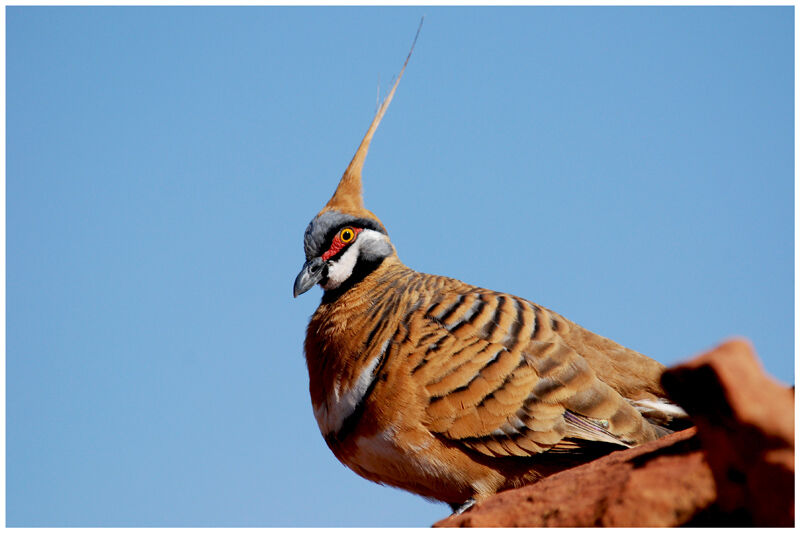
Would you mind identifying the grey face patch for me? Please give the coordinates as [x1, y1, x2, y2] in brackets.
[303, 211, 360, 260]
[303, 210, 387, 260]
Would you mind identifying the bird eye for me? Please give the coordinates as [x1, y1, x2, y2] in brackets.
[339, 227, 356, 243]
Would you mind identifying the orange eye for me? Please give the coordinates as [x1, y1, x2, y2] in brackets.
[339, 227, 356, 243]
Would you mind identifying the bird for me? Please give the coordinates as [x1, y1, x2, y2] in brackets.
[293, 25, 687, 513]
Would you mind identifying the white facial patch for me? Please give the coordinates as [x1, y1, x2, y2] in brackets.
[322, 229, 387, 291]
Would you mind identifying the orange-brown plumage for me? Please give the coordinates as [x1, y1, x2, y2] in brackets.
[294, 22, 685, 510]
[302, 257, 674, 506]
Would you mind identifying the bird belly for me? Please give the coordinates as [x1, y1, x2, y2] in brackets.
[321, 379, 510, 505]
[339, 422, 482, 504]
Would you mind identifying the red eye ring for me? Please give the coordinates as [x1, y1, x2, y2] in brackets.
[321, 227, 362, 261]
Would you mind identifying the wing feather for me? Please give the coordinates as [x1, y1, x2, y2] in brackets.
[409, 287, 661, 458]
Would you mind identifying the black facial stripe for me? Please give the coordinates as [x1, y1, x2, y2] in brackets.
[321, 255, 386, 304]
[321, 219, 385, 251]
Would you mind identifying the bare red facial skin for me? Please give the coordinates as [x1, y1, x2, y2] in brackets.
[322, 228, 363, 261]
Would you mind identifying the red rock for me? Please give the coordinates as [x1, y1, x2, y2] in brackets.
[661, 338, 794, 527]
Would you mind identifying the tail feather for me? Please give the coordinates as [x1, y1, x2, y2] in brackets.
[631, 398, 692, 434]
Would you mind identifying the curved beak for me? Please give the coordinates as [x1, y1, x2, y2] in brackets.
[293, 257, 326, 298]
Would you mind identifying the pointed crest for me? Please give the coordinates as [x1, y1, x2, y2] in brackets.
[321, 18, 423, 222]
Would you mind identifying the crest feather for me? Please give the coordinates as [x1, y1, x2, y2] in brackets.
[321, 18, 423, 224]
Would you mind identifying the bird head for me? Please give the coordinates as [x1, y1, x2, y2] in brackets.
[293, 24, 420, 298]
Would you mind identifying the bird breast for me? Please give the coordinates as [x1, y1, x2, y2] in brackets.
[304, 257, 415, 442]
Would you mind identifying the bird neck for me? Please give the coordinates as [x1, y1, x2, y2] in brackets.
[320, 252, 403, 305]
[317, 254, 410, 326]
[304, 255, 414, 411]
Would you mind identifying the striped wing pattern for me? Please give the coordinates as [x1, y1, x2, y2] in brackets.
[396, 271, 659, 458]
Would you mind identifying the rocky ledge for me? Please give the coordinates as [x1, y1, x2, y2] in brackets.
[435, 339, 794, 527]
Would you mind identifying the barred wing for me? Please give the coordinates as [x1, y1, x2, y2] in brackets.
[407, 287, 658, 457]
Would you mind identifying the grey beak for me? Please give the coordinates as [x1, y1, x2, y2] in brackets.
[293, 257, 326, 297]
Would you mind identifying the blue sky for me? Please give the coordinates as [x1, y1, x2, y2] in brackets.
[7, 6, 793, 527]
